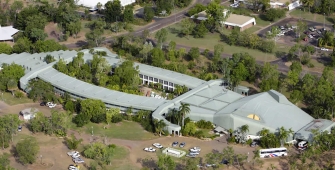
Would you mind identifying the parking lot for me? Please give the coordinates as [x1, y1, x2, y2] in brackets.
[258, 18, 333, 49]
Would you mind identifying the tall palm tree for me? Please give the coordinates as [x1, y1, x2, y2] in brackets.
[171, 108, 181, 125]
[154, 119, 167, 136]
[278, 126, 289, 146]
[174, 85, 183, 96]
[259, 128, 270, 137]
[240, 124, 249, 143]
[179, 103, 191, 128]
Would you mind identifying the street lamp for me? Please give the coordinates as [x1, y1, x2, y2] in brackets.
[91, 126, 93, 136]
[324, 13, 325, 29]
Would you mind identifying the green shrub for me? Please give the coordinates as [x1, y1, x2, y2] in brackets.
[111, 114, 123, 123]
[228, 136, 236, 143]
[196, 120, 213, 129]
[194, 130, 205, 139]
[246, 139, 253, 145]
[14, 91, 24, 98]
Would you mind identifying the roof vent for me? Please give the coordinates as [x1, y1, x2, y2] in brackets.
[268, 90, 291, 105]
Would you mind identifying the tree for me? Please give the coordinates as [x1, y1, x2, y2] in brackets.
[104, 0, 122, 23]
[79, 99, 106, 124]
[85, 20, 106, 47]
[296, 20, 307, 39]
[0, 43, 12, 54]
[83, 142, 115, 165]
[205, 152, 223, 169]
[106, 108, 120, 125]
[259, 63, 280, 91]
[264, 8, 285, 21]
[143, 6, 154, 22]
[150, 48, 165, 67]
[0, 153, 14, 170]
[67, 21, 81, 38]
[155, 28, 168, 49]
[33, 39, 67, 53]
[157, 155, 176, 170]
[9, 0, 23, 20]
[65, 134, 83, 150]
[7, 79, 18, 96]
[205, 1, 226, 31]
[240, 124, 249, 143]
[180, 19, 195, 38]
[188, 47, 200, 61]
[184, 157, 199, 170]
[183, 122, 197, 136]
[29, 28, 48, 42]
[302, 0, 314, 12]
[193, 21, 208, 38]
[179, 103, 191, 128]
[15, 137, 39, 164]
[154, 119, 167, 136]
[123, 5, 134, 22]
[12, 37, 32, 53]
[140, 41, 154, 63]
[222, 146, 235, 168]
[27, 79, 57, 102]
[266, 26, 281, 44]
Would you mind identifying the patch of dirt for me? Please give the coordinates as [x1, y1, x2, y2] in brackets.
[44, 22, 59, 41]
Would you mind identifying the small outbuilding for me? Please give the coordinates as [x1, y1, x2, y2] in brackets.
[20, 108, 38, 120]
[0, 25, 19, 42]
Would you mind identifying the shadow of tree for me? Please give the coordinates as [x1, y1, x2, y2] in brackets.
[138, 157, 157, 169]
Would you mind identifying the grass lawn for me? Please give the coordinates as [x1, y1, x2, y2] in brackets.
[255, 16, 272, 27]
[165, 24, 290, 61]
[112, 146, 129, 159]
[245, 26, 262, 33]
[290, 10, 334, 25]
[1, 92, 33, 105]
[83, 121, 158, 141]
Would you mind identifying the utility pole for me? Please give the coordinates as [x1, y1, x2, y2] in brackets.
[91, 126, 93, 136]
[324, 13, 325, 29]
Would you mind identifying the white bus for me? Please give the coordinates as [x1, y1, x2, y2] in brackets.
[259, 147, 288, 158]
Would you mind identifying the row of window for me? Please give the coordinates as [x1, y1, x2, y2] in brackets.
[140, 74, 175, 87]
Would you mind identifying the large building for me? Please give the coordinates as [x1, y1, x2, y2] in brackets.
[0, 25, 19, 41]
[0, 48, 333, 142]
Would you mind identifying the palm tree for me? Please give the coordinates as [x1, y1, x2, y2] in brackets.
[278, 126, 289, 146]
[240, 124, 249, 144]
[302, 0, 314, 13]
[171, 108, 181, 125]
[259, 128, 270, 137]
[174, 85, 183, 96]
[154, 119, 166, 136]
[179, 103, 191, 128]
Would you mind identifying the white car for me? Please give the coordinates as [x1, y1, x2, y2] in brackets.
[189, 152, 200, 155]
[144, 147, 156, 152]
[49, 103, 57, 108]
[67, 151, 79, 156]
[46, 102, 52, 106]
[68, 165, 79, 170]
[308, 34, 313, 38]
[73, 157, 84, 164]
[190, 147, 201, 152]
[72, 153, 81, 158]
[153, 143, 163, 149]
[321, 47, 329, 51]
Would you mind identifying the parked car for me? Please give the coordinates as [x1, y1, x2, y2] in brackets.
[186, 154, 197, 158]
[172, 141, 178, 147]
[72, 153, 81, 158]
[298, 141, 308, 150]
[179, 142, 186, 148]
[308, 34, 313, 38]
[144, 147, 156, 152]
[68, 164, 80, 170]
[321, 47, 329, 51]
[250, 141, 258, 147]
[206, 164, 216, 167]
[17, 126, 22, 132]
[316, 30, 322, 34]
[220, 159, 229, 165]
[190, 147, 201, 152]
[49, 103, 57, 108]
[153, 143, 163, 149]
[309, 27, 315, 32]
[280, 26, 285, 30]
[67, 151, 80, 156]
[40, 102, 46, 106]
[73, 157, 84, 164]
[189, 152, 200, 155]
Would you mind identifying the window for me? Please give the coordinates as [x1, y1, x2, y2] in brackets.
[247, 114, 260, 121]
[144, 75, 148, 79]
[139, 74, 143, 78]
[159, 80, 163, 84]
[169, 82, 173, 86]
[154, 78, 158, 82]
[164, 81, 168, 85]
[149, 77, 153, 81]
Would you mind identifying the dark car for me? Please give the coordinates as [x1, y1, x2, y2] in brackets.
[220, 159, 229, 165]
[179, 142, 185, 148]
[40, 102, 46, 106]
[172, 141, 178, 147]
[251, 140, 259, 147]
[18, 126, 22, 132]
